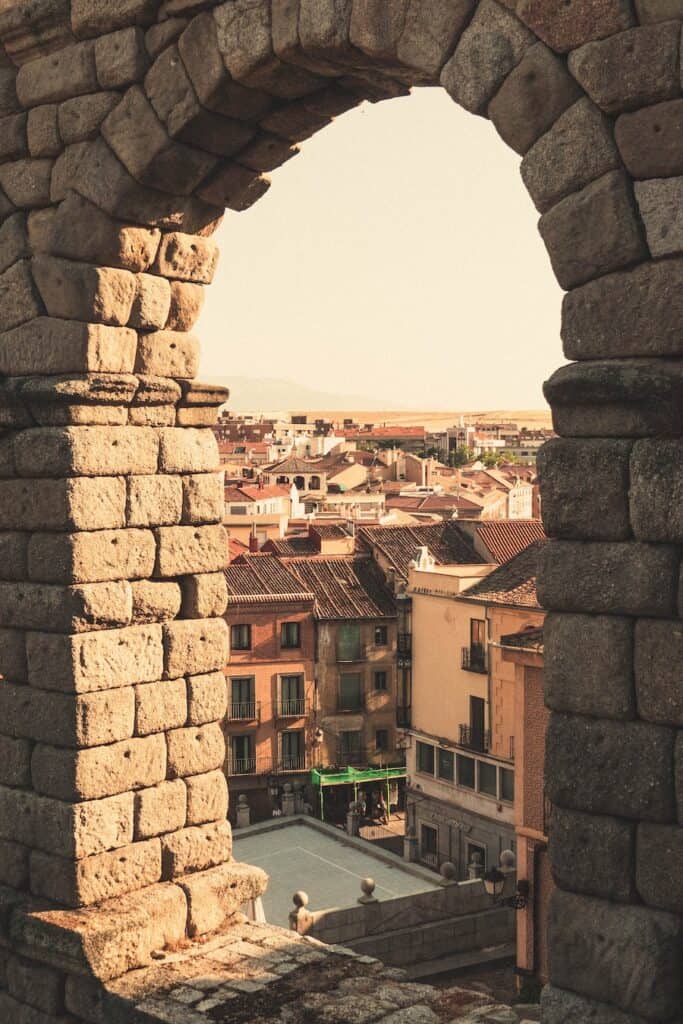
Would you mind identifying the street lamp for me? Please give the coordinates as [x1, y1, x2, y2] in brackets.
[483, 868, 529, 909]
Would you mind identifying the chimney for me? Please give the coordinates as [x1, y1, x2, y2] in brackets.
[249, 525, 259, 553]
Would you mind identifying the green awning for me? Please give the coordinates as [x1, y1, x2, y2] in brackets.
[310, 765, 407, 788]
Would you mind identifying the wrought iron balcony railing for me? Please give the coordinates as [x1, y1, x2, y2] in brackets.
[226, 701, 260, 722]
[459, 725, 491, 753]
[276, 698, 308, 718]
[461, 646, 487, 673]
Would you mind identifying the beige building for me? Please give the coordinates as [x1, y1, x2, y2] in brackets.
[223, 482, 303, 546]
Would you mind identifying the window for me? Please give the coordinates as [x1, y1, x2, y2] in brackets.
[373, 670, 388, 691]
[466, 841, 487, 873]
[340, 730, 362, 762]
[337, 624, 361, 662]
[438, 748, 454, 782]
[416, 741, 435, 775]
[280, 621, 301, 649]
[230, 505, 248, 515]
[280, 730, 304, 771]
[339, 673, 362, 711]
[230, 734, 254, 774]
[375, 729, 389, 751]
[478, 761, 498, 797]
[420, 824, 438, 866]
[279, 675, 304, 716]
[231, 624, 251, 651]
[230, 677, 255, 719]
[457, 754, 475, 790]
[374, 625, 388, 646]
[500, 767, 515, 803]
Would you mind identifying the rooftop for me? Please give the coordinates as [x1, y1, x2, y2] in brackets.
[500, 625, 544, 651]
[225, 555, 314, 605]
[358, 522, 484, 579]
[286, 556, 396, 620]
[471, 520, 546, 564]
[460, 541, 546, 609]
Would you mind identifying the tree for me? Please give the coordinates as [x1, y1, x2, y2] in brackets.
[448, 446, 475, 467]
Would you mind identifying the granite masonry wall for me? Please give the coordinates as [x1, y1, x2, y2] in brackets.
[0, 1, 681, 1021]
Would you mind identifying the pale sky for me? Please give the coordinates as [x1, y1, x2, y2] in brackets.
[197, 87, 564, 411]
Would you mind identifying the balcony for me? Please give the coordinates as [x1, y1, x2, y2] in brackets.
[459, 725, 491, 753]
[227, 754, 309, 776]
[226, 701, 260, 722]
[397, 633, 412, 655]
[276, 697, 308, 718]
[337, 698, 364, 713]
[461, 646, 487, 673]
[276, 754, 307, 772]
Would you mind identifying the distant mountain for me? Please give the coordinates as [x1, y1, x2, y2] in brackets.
[205, 376, 403, 414]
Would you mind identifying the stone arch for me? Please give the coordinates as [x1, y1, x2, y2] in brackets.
[0, 2, 682, 1022]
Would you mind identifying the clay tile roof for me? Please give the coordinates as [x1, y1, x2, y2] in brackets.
[228, 537, 249, 562]
[358, 521, 484, 579]
[224, 555, 314, 605]
[262, 536, 319, 557]
[462, 541, 547, 609]
[285, 557, 396, 620]
[500, 625, 544, 651]
[474, 520, 546, 564]
[311, 524, 350, 540]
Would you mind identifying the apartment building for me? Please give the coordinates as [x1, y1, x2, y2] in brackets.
[223, 482, 303, 546]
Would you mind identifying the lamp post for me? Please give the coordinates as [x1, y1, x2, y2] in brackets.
[483, 868, 530, 910]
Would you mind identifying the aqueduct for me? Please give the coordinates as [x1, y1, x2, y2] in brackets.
[0, 0, 681, 1021]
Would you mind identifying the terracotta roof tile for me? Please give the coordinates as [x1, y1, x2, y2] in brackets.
[285, 557, 396, 620]
[358, 522, 484, 578]
[225, 555, 314, 605]
[462, 541, 546, 608]
[474, 520, 546, 564]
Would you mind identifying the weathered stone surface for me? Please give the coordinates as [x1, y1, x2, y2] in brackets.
[152, 231, 218, 283]
[0, 112, 27, 162]
[562, 259, 683, 360]
[541, 986, 650, 1024]
[0, 533, 28, 581]
[182, 573, 228, 619]
[630, 439, 683, 542]
[637, 823, 683, 913]
[127, 475, 183, 528]
[72, 0, 160, 36]
[636, 0, 683, 19]
[634, 619, 683, 726]
[0, 158, 52, 209]
[0, 628, 28, 682]
[136, 330, 200, 378]
[14, 425, 159, 477]
[0, 260, 41, 333]
[26, 104, 61, 158]
[0, 318, 138, 377]
[160, 820, 231, 878]
[0, 787, 134, 859]
[0, 841, 29, 888]
[158, 428, 218, 473]
[197, 161, 270, 211]
[146, 18, 188, 59]
[131, 580, 182, 624]
[155, 524, 227, 577]
[516, 0, 634, 52]
[165, 280, 204, 332]
[538, 438, 631, 540]
[488, 42, 581, 155]
[396, 0, 474, 78]
[135, 780, 187, 840]
[568, 22, 680, 116]
[548, 890, 682, 1019]
[635, 177, 683, 259]
[0, 681, 135, 746]
[50, 140, 93, 203]
[238, 132, 299, 173]
[58, 91, 119, 143]
[31, 733, 167, 801]
[6, 955, 64, 1014]
[96, 27, 150, 89]
[549, 807, 636, 902]
[539, 170, 647, 290]
[546, 713, 675, 822]
[28, 528, 156, 584]
[166, 722, 225, 779]
[615, 99, 683, 178]
[521, 98, 619, 214]
[0, 735, 31, 787]
[544, 613, 635, 720]
[0, 212, 28, 275]
[32, 256, 137, 326]
[31, 838, 162, 907]
[0, 67, 19, 116]
[180, 861, 267, 937]
[163, 619, 228, 679]
[677, 732, 683, 824]
[181, 472, 223, 525]
[129, 273, 172, 329]
[16, 41, 98, 106]
[349, 0, 407, 61]
[135, 677, 188, 735]
[441, 0, 534, 115]
[185, 770, 228, 825]
[187, 671, 227, 726]
[538, 540, 678, 617]
[26, 624, 164, 693]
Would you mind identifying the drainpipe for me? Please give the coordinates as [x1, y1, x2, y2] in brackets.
[486, 605, 493, 744]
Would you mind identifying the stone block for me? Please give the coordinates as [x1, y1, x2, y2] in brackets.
[0, 159, 52, 209]
[102, 86, 217, 197]
[541, 986, 648, 1024]
[31, 733, 167, 801]
[0, 734, 31, 787]
[175, 406, 221, 427]
[635, 177, 683, 259]
[562, 259, 683, 361]
[58, 92, 120, 144]
[569, 22, 680, 117]
[615, 98, 683, 179]
[488, 42, 581, 155]
[26, 104, 61, 158]
[14, 425, 159, 478]
[32, 256, 137, 327]
[636, 0, 683, 19]
[131, 580, 181, 623]
[548, 890, 682, 1019]
[538, 540, 678, 617]
[440, 0, 534, 115]
[549, 807, 636, 902]
[146, 18, 188, 58]
[0, 628, 28, 682]
[238, 132, 299, 174]
[135, 677, 188, 735]
[539, 170, 647, 290]
[394, 0, 474, 79]
[126, 475, 183, 528]
[0, 476, 126, 532]
[544, 612, 635, 720]
[0, 212, 29, 276]
[637, 823, 683, 913]
[0, 67, 19, 116]
[634, 619, 683, 726]
[0, 786, 134, 859]
[165, 280, 204, 332]
[155, 524, 227, 577]
[129, 273, 172, 330]
[0, 112, 27, 162]
[42, 192, 161, 272]
[31, 838, 162, 907]
[538, 437, 631, 540]
[516, 0, 634, 51]
[158, 428, 219, 474]
[187, 672, 227, 726]
[16, 41, 98, 106]
[72, 0, 160, 36]
[135, 330, 199, 378]
[185, 770, 228, 825]
[348, 0, 407, 62]
[135, 780, 187, 840]
[0, 260, 41, 333]
[180, 861, 267, 937]
[631, 440, 683, 542]
[6, 956, 64, 1014]
[166, 723, 225, 779]
[152, 231, 219, 283]
[26, 624, 164, 694]
[181, 473, 223, 524]
[50, 140, 93, 204]
[0, 317, 138, 377]
[28, 528, 156, 584]
[0, 532, 28, 581]
[0, 841, 29, 888]
[96, 27, 150, 89]
[546, 713, 675, 822]
[0, 681, 135, 747]
[160, 820, 231, 878]
[197, 160, 271, 211]
[182, 574, 228, 620]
